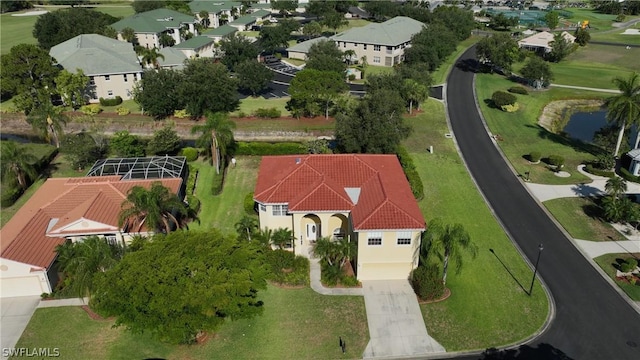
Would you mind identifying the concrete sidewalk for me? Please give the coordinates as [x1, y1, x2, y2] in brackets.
[575, 239, 640, 258]
[309, 258, 363, 296]
[0, 296, 40, 360]
[361, 280, 445, 359]
[38, 297, 89, 308]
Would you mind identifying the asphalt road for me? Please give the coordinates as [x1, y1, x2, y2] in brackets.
[445, 46, 640, 359]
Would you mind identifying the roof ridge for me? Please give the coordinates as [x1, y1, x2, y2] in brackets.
[384, 198, 425, 228]
[290, 176, 353, 209]
[354, 172, 386, 227]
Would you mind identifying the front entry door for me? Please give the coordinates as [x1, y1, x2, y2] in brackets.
[306, 223, 317, 241]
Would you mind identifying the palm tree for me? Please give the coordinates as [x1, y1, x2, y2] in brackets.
[191, 112, 236, 174]
[26, 102, 69, 148]
[0, 141, 38, 190]
[55, 236, 122, 298]
[311, 237, 355, 270]
[158, 32, 176, 48]
[199, 10, 210, 28]
[606, 72, 640, 157]
[360, 56, 368, 78]
[118, 181, 189, 233]
[605, 177, 628, 200]
[343, 49, 356, 66]
[141, 47, 165, 69]
[272, 228, 293, 249]
[121, 27, 137, 43]
[235, 215, 259, 241]
[403, 79, 429, 114]
[422, 218, 478, 285]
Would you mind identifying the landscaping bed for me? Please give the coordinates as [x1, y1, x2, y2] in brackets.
[593, 253, 640, 301]
[543, 197, 627, 241]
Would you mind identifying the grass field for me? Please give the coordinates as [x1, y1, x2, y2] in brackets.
[476, 74, 613, 185]
[16, 286, 368, 360]
[188, 157, 260, 236]
[0, 5, 134, 55]
[232, 97, 291, 117]
[405, 101, 549, 351]
[593, 253, 640, 301]
[543, 197, 626, 241]
[564, 8, 619, 32]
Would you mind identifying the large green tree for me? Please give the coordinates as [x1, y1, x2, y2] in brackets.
[259, 25, 292, 54]
[1, 44, 59, 114]
[190, 112, 236, 174]
[404, 24, 457, 71]
[91, 230, 269, 344]
[55, 236, 122, 299]
[475, 33, 521, 73]
[335, 88, 410, 154]
[271, 0, 298, 16]
[403, 79, 429, 114]
[33, 8, 118, 49]
[61, 131, 107, 170]
[179, 59, 239, 118]
[548, 32, 572, 62]
[520, 56, 554, 88]
[489, 12, 518, 31]
[118, 181, 189, 233]
[236, 60, 274, 96]
[26, 102, 69, 148]
[109, 131, 146, 158]
[0, 141, 38, 190]
[421, 218, 477, 285]
[220, 33, 259, 71]
[432, 6, 475, 41]
[54, 69, 89, 109]
[305, 39, 347, 75]
[288, 68, 348, 119]
[120, 27, 137, 43]
[544, 11, 560, 30]
[606, 73, 640, 157]
[322, 10, 348, 34]
[147, 126, 182, 156]
[133, 69, 185, 119]
[302, 21, 322, 37]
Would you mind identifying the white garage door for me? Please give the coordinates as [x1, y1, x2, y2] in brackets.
[358, 263, 412, 281]
[0, 276, 45, 297]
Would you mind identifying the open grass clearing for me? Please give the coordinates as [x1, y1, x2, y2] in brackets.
[232, 97, 291, 117]
[476, 73, 613, 185]
[405, 102, 548, 351]
[591, 29, 640, 46]
[564, 9, 619, 32]
[188, 157, 260, 236]
[593, 253, 640, 301]
[17, 286, 368, 360]
[543, 197, 626, 241]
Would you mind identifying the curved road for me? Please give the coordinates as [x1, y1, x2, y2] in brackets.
[446, 46, 640, 359]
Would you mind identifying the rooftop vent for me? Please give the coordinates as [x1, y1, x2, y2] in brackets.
[295, 157, 301, 164]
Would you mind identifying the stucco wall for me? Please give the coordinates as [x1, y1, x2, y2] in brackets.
[0, 258, 51, 297]
[88, 73, 141, 103]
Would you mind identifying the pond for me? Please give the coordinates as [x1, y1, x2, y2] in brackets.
[563, 110, 638, 147]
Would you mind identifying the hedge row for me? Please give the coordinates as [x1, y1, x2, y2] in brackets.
[99, 96, 123, 106]
[620, 167, 640, 184]
[186, 164, 198, 195]
[584, 164, 615, 178]
[235, 142, 306, 156]
[244, 192, 256, 215]
[254, 107, 281, 119]
[211, 161, 226, 195]
[396, 146, 425, 201]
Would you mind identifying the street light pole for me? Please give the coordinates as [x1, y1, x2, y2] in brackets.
[528, 244, 544, 296]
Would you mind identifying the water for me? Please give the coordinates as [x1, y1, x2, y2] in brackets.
[563, 110, 638, 147]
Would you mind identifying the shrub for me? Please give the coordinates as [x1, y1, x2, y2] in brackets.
[1, 186, 23, 208]
[593, 153, 615, 170]
[180, 147, 199, 162]
[173, 109, 190, 119]
[627, 258, 638, 269]
[501, 103, 519, 112]
[186, 194, 200, 213]
[529, 151, 541, 163]
[116, 106, 130, 116]
[99, 96, 123, 106]
[548, 155, 565, 168]
[491, 91, 517, 107]
[348, 74, 356, 81]
[266, 250, 309, 286]
[411, 263, 445, 301]
[619, 167, 640, 183]
[584, 164, 615, 178]
[211, 169, 224, 195]
[186, 164, 198, 195]
[620, 259, 637, 273]
[235, 142, 306, 155]
[253, 107, 281, 119]
[340, 275, 360, 287]
[244, 192, 256, 215]
[320, 262, 342, 286]
[80, 104, 102, 115]
[397, 146, 424, 200]
[508, 86, 528, 95]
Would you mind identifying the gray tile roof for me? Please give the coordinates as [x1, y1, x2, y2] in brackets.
[158, 47, 188, 69]
[189, 0, 242, 13]
[250, 9, 271, 18]
[286, 37, 331, 54]
[230, 14, 257, 26]
[331, 16, 424, 46]
[111, 8, 196, 33]
[172, 35, 215, 49]
[49, 34, 141, 76]
[202, 24, 237, 37]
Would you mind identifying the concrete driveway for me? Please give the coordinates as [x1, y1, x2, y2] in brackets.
[1, 296, 40, 359]
[361, 280, 445, 359]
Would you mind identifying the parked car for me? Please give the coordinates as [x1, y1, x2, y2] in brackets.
[250, 25, 262, 31]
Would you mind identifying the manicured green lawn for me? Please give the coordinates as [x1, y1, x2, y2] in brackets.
[593, 253, 640, 301]
[188, 157, 260, 236]
[405, 101, 549, 351]
[564, 8, 619, 31]
[283, 57, 305, 66]
[232, 97, 291, 117]
[17, 286, 368, 360]
[476, 74, 612, 185]
[543, 197, 626, 241]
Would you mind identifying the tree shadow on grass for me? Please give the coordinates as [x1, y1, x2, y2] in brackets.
[581, 201, 605, 221]
[525, 124, 605, 157]
[482, 343, 574, 359]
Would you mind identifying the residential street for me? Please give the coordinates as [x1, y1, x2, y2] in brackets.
[445, 46, 640, 359]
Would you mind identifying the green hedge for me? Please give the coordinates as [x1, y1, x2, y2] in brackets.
[186, 194, 200, 213]
[492, 91, 517, 107]
[396, 146, 425, 201]
[254, 107, 281, 119]
[1, 186, 24, 208]
[186, 164, 198, 195]
[508, 86, 528, 95]
[244, 192, 256, 215]
[180, 147, 199, 162]
[211, 170, 224, 195]
[235, 142, 307, 155]
[411, 263, 445, 301]
[584, 164, 615, 178]
[620, 167, 640, 183]
[266, 249, 310, 286]
[99, 96, 123, 106]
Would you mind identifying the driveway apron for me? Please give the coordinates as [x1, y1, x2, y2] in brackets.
[361, 280, 445, 359]
[1, 296, 40, 359]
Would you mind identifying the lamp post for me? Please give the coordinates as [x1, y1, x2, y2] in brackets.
[528, 244, 544, 296]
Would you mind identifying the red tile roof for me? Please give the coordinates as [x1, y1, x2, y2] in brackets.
[254, 154, 425, 230]
[0, 177, 182, 269]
